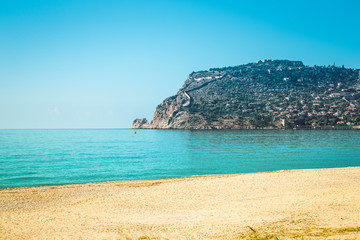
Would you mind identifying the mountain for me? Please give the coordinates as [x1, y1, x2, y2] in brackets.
[133, 60, 360, 129]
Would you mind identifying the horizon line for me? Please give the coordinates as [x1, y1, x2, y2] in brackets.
[0, 128, 133, 130]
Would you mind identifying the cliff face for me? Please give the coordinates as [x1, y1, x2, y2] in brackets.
[147, 93, 210, 129]
[133, 60, 360, 129]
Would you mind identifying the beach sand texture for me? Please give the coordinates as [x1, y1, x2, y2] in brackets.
[1, 167, 360, 239]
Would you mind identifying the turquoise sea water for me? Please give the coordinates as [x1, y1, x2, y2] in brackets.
[0, 129, 359, 189]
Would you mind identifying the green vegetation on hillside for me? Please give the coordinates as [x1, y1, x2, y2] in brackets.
[180, 59, 360, 129]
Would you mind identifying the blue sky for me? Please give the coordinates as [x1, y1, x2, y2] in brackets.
[1, 0, 359, 128]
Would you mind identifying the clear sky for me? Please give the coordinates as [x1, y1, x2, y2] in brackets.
[1, 0, 359, 129]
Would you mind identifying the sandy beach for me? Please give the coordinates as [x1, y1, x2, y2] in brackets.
[1, 167, 360, 239]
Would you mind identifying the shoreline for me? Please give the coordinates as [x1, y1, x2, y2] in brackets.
[0, 166, 356, 191]
[132, 127, 360, 132]
[1, 167, 360, 239]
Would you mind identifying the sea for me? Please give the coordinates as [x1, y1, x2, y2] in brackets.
[0, 129, 359, 189]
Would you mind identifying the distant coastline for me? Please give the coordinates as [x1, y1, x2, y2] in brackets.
[133, 124, 360, 130]
[134, 60, 360, 130]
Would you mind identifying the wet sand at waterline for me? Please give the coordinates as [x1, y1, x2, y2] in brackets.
[1, 167, 360, 239]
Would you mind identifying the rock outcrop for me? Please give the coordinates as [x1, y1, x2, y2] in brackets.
[133, 60, 360, 129]
[132, 118, 149, 129]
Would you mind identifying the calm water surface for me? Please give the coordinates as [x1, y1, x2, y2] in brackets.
[0, 129, 359, 188]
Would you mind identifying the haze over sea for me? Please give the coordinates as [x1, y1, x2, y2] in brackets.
[0, 129, 359, 189]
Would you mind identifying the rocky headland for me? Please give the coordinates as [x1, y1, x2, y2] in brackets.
[133, 60, 360, 129]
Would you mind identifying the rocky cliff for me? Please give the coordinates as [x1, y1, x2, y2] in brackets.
[133, 60, 360, 129]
